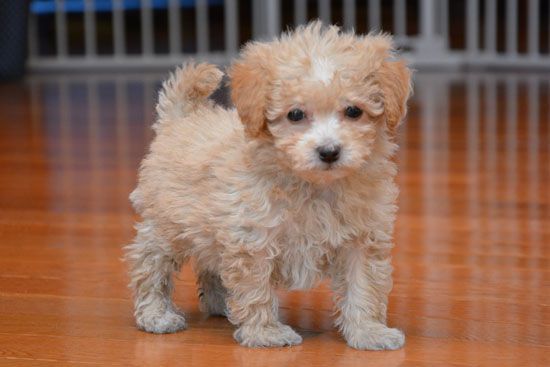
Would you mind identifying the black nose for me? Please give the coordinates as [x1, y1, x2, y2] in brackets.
[317, 146, 341, 163]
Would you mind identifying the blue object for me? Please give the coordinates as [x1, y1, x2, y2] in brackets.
[30, 0, 224, 14]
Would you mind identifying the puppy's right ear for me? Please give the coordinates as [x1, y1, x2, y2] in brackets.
[362, 35, 412, 135]
[229, 43, 272, 139]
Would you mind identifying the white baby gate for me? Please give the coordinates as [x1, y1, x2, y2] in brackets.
[27, 0, 550, 70]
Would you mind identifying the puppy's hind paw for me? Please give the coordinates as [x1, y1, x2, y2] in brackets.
[199, 293, 228, 317]
[345, 324, 405, 351]
[234, 322, 303, 348]
[136, 308, 187, 334]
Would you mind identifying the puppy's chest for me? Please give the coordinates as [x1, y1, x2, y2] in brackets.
[272, 191, 358, 289]
[275, 240, 334, 289]
[275, 189, 359, 245]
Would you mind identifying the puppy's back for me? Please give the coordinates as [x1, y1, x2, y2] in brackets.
[131, 63, 244, 224]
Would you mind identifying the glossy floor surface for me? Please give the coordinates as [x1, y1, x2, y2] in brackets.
[0, 72, 548, 366]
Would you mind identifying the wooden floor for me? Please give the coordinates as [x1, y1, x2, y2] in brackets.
[0, 72, 548, 366]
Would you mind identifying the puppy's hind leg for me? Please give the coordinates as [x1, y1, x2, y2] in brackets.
[197, 271, 228, 316]
[125, 221, 187, 333]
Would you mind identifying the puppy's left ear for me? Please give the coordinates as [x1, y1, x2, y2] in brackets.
[229, 42, 273, 139]
[372, 38, 412, 134]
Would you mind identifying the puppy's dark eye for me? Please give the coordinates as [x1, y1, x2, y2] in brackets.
[344, 106, 363, 119]
[287, 109, 306, 122]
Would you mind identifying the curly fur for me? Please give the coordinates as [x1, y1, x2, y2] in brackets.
[125, 22, 412, 350]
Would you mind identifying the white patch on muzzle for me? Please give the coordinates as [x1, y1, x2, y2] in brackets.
[299, 114, 342, 168]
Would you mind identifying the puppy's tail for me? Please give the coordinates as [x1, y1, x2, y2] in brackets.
[155, 62, 223, 128]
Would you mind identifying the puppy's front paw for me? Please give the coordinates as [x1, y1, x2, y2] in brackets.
[345, 324, 405, 350]
[234, 322, 303, 348]
[136, 308, 187, 334]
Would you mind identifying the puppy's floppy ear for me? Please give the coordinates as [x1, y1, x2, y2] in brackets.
[367, 35, 413, 134]
[229, 43, 273, 139]
[379, 58, 412, 133]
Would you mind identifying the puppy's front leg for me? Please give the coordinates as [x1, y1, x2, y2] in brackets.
[220, 249, 302, 348]
[332, 242, 405, 350]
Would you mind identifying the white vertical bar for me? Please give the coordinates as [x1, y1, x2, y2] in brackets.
[369, 0, 381, 31]
[318, 0, 331, 24]
[528, 0, 539, 56]
[393, 0, 406, 36]
[506, 0, 517, 56]
[55, 0, 67, 57]
[196, 0, 209, 53]
[224, 0, 239, 55]
[253, 0, 262, 38]
[467, 0, 479, 53]
[485, 0, 496, 54]
[84, 0, 97, 57]
[294, 0, 307, 26]
[420, 0, 435, 38]
[343, 0, 356, 30]
[169, 0, 182, 55]
[141, 0, 153, 55]
[113, 0, 126, 56]
[440, 0, 449, 46]
[265, 0, 281, 38]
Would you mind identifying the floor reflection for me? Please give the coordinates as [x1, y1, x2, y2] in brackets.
[395, 72, 549, 346]
[0, 70, 548, 363]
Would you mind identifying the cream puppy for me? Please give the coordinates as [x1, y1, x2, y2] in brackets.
[125, 22, 412, 350]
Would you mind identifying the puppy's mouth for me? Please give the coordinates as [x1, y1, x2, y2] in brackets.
[320, 162, 339, 171]
[297, 164, 352, 184]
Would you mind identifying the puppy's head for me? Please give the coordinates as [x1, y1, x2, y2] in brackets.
[230, 22, 412, 183]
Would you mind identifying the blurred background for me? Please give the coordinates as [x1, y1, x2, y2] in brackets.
[0, 1, 548, 366]
[1, 0, 550, 75]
